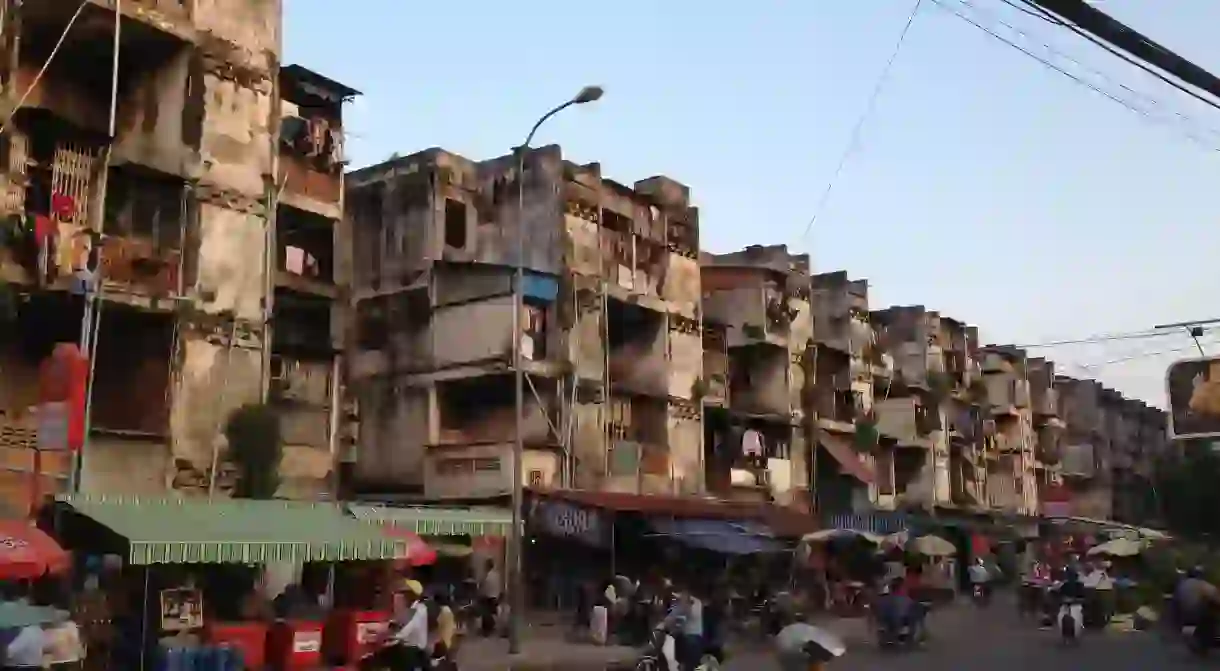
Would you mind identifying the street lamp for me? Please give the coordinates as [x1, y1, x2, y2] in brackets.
[509, 85, 603, 654]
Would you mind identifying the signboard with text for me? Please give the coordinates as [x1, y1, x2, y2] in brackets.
[528, 499, 610, 548]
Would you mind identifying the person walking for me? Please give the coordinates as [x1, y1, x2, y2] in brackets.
[478, 560, 502, 637]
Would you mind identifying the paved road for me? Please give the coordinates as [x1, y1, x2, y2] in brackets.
[724, 596, 1193, 671]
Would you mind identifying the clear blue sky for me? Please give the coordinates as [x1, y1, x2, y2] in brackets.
[285, 0, 1220, 406]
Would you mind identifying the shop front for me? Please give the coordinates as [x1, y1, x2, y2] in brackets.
[47, 494, 410, 670]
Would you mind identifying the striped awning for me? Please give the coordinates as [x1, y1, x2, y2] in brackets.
[57, 495, 409, 565]
[348, 505, 513, 537]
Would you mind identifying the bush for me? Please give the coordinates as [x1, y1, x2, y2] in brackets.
[224, 403, 282, 499]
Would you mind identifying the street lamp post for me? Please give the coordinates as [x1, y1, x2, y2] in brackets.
[509, 85, 603, 655]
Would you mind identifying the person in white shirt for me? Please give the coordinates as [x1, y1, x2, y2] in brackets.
[675, 589, 705, 670]
[479, 561, 501, 637]
[368, 579, 429, 671]
[5, 624, 46, 669]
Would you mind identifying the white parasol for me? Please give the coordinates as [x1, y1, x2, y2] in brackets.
[1087, 537, 1145, 557]
[801, 528, 884, 545]
[908, 534, 957, 557]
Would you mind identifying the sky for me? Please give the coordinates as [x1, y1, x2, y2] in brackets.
[284, 0, 1220, 407]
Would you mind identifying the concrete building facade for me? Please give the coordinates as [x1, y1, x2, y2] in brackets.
[870, 307, 987, 512]
[346, 146, 702, 501]
[808, 271, 882, 514]
[701, 244, 813, 511]
[0, 0, 350, 508]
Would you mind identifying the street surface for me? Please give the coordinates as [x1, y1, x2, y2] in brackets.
[455, 593, 1199, 669]
[725, 594, 1195, 671]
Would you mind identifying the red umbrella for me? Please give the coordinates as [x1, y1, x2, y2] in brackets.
[0, 522, 70, 580]
[380, 526, 438, 567]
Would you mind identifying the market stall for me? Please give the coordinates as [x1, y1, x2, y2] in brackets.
[347, 505, 512, 639]
[48, 495, 410, 671]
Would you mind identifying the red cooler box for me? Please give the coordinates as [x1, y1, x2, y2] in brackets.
[324, 609, 389, 663]
[205, 621, 268, 670]
[267, 620, 325, 671]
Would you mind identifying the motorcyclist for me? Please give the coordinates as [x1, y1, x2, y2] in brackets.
[968, 557, 992, 603]
[874, 577, 916, 641]
[1173, 566, 1220, 629]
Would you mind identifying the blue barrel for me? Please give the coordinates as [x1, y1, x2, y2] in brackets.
[179, 645, 201, 671]
[194, 644, 220, 671]
[217, 645, 243, 671]
[158, 645, 188, 671]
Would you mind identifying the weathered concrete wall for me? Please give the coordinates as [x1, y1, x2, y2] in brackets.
[112, 50, 196, 177]
[431, 297, 513, 368]
[193, 204, 266, 320]
[354, 383, 430, 488]
[667, 331, 702, 400]
[194, 0, 281, 66]
[571, 401, 606, 489]
[198, 74, 273, 198]
[667, 404, 702, 494]
[81, 437, 169, 495]
[170, 337, 263, 475]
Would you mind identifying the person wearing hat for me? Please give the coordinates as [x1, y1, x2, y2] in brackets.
[365, 579, 429, 671]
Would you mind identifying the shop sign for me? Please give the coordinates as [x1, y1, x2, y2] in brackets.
[356, 622, 386, 644]
[530, 500, 609, 548]
[293, 630, 322, 653]
[0, 537, 29, 551]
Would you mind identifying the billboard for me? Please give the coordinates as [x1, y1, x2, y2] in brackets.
[1166, 356, 1220, 439]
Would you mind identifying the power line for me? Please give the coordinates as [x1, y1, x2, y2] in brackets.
[971, 0, 1220, 138]
[799, 0, 924, 242]
[1075, 338, 1218, 370]
[1013, 0, 1220, 113]
[929, 0, 1220, 151]
[1017, 329, 1183, 349]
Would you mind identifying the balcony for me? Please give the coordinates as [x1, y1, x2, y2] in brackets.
[728, 346, 790, 417]
[1036, 425, 1063, 465]
[874, 397, 939, 447]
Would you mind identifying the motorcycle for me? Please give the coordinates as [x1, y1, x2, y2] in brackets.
[971, 583, 991, 608]
[874, 599, 930, 650]
[1183, 603, 1220, 657]
[1057, 596, 1083, 645]
[633, 620, 719, 671]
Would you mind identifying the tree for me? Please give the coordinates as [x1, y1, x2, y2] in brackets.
[1155, 444, 1220, 538]
[224, 403, 283, 499]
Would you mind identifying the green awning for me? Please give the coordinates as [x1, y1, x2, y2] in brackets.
[58, 495, 409, 565]
[348, 505, 512, 537]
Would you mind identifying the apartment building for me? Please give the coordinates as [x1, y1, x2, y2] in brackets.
[808, 271, 882, 513]
[870, 307, 987, 511]
[346, 147, 702, 500]
[977, 346, 1038, 515]
[1026, 357, 1065, 507]
[700, 244, 812, 510]
[1056, 375, 1167, 523]
[0, 0, 350, 507]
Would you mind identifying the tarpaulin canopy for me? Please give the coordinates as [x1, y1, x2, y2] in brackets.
[58, 495, 408, 565]
[0, 521, 70, 579]
[647, 518, 788, 555]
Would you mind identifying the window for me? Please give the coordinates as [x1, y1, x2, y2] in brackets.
[444, 198, 467, 248]
[529, 470, 544, 486]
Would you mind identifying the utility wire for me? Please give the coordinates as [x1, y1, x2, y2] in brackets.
[1075, 338, 1220, 370]
[970, 0, 1220, 140]
[1012, 0, 1220, 114]
[929, 0, 1220, 151]
[0, 0, 91, 136]
[1017, 329, 1186, 349]
[799, 0, 924, 242]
